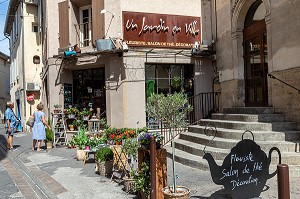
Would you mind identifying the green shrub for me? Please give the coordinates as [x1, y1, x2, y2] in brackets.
[96, 147, 114, 162]
[45, 128, 54, 142]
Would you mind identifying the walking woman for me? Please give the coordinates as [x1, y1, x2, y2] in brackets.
[5, 101, 18, 151]
[32, 102, 51, 151]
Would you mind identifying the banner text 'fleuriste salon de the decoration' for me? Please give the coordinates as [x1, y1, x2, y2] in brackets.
[123, 12, 201, 49]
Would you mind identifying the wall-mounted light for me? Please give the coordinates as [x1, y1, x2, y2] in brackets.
[100, 9, 115, 39]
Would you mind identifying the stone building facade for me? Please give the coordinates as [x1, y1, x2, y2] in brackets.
[4, 0, 43, 130]
[0, 52, 10, 123]
[214, 0, 300, 127]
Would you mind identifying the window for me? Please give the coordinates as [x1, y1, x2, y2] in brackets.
[79, 7, 92, 47]
[145, 64, 194, 96]
[32, 24, 39, 32]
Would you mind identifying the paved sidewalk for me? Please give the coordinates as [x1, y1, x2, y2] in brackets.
[0, 127, 299, 198]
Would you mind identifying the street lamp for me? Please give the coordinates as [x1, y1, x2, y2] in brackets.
[100, 9, 115, 38]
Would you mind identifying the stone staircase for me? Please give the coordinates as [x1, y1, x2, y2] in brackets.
[166, 107, 300, 177]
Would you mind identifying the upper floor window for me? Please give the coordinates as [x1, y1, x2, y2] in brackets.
[79, 6, 92, 47]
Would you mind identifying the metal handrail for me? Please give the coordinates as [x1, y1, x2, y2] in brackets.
[268, 74, 300, 94]
[146, 91, 221, 145]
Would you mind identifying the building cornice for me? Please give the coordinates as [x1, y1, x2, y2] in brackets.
[0, 51, 10, 61]
[4, 0, 20, 35]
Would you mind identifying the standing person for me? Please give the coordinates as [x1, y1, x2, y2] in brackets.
[32, 102, 51, 151]
[5, 101, 18, 151]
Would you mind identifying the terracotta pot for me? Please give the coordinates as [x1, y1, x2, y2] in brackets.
[162, 186, 190, 199]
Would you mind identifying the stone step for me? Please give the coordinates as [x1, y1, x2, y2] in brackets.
[174, 139, 300, 165]
[165, 146, 300, 177]
[223, 107, 275, 114]
[200, 119, 297, 131]
[180, 131, 299, 152]
[188, 125, 300, 141]
[211, 113, 285, 122]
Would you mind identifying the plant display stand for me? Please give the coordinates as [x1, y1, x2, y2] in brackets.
[51, 112, 67, 147]
[138, 147, 167, 199]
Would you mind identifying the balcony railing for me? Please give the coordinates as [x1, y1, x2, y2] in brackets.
[74, 21, 93, 47]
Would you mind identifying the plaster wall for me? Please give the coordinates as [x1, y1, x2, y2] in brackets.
[0, 57, 10, 121]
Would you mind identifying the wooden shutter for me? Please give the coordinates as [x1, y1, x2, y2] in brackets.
[58, 1, 70, 48]
[92, 0, 105, 45]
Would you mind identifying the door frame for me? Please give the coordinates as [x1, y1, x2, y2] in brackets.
[243, 19, 268, 107]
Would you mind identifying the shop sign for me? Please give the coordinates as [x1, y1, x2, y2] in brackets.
[123, 12, 201, 49]
[26, 94, 35, 101]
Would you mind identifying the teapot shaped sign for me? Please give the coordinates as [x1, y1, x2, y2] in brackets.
[203, 129, 281, 199]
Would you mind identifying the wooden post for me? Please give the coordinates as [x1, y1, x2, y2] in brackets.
[150, 136, 156, 199]
[138, 147, 167, 199]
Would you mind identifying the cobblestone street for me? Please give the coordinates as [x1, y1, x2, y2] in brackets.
[0, 127, 299, 198]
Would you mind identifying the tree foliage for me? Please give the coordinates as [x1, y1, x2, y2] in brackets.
[146, 92, 193, 128]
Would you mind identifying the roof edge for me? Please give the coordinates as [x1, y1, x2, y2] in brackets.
[4, 0, 20, 35]
[0, 51, 10, 61]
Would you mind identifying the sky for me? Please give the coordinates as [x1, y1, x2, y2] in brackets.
[0, 0, 9, 56]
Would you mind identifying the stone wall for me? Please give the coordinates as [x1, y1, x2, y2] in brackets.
[268, 67, 300, 128]
[219, 79, 245, 110]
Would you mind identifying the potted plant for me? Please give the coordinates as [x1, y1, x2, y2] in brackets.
[66, 107, 79, 119]
[122, 138, 139, 193]
[131, 159, 151, 199]
[137, 131, 163, 150]
[45, 120, 54, 149]
[79, 109, 91, 121]
[72, 128, 88, 160]
[95, 146, 114, 177]
[53, 104, 62, 114]
[146, 92, 193, 198]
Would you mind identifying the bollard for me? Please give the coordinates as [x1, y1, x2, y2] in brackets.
[277, 164, 290, 199]
[150, 136, 156, 199]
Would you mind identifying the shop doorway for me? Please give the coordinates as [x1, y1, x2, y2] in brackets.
[73, 68, 106, 116]
[243, 0, 268, 106]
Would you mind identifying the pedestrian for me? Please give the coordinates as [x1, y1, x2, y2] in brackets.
[4, 101, 18, 151]
[32, 102, 51, 151]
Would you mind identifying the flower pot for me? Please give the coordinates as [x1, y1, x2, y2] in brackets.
[45, 141, 53, 149]
[69, 125, 74, 131]
[162, 186, 190, 199]
[77, 149, 85, 161]
[123, 176, 135, 193]
[82, 116, 89, 121]
[96, 160, 113, 177]
[68, 114, 76, 119]
[138, 191, 150, 199]
[115, 141, 122, 145]
[141, 142, 161, 150]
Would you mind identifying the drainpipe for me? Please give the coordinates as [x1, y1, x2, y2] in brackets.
[21, 0, 26, 130]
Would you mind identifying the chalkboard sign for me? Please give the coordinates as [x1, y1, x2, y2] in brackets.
[203, 131, 281, 199]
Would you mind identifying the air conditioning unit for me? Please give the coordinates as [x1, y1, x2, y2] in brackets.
[200, 45, 209, 51]
[25, 0, 38, 5]
[26, 82, 40, 91]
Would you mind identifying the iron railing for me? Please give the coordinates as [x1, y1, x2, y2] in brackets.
[74, 21, 93, 47]
[146, 91, 221, 145]
[268, 74, 300, 94]
[187, 91, 221, 125]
